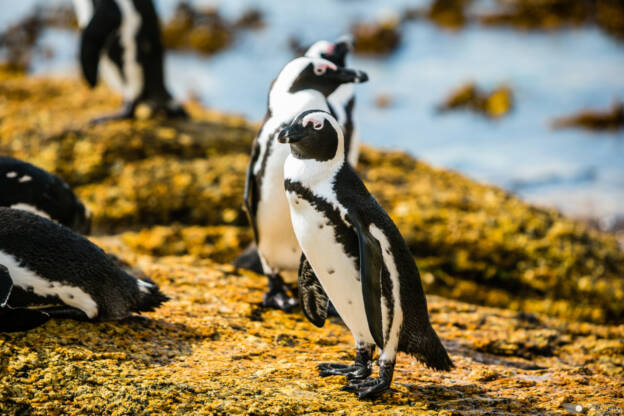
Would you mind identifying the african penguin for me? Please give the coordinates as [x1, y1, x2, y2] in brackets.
[0, 207, 168, 332]
[242, 56, 368, 311]
[278, 110, 453, 399]
[0, 156, 92, 234]
[73, 0, 187, 122]
[305, 35, 360, 166]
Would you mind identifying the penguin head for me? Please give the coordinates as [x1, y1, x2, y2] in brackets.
[277, 110, 344, 162]
[279, 57, 368, 98]
[305, 35, 354, 67]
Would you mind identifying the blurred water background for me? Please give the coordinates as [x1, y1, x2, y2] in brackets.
[2, 0, 624, 228]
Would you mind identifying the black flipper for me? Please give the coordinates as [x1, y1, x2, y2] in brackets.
[243, 140, 261, 242]
[80, 0, 122, 87]
[347, 213, 384, 348]
[0, 265, 12, 307]
[0, 308, 50, 332]
[298, 254, 329, 327]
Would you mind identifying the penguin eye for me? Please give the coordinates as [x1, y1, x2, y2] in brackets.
[312, 120, 324, 130]
[314, 66, 326, 76]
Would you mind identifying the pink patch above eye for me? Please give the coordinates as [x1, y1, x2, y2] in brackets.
[326, 43, 335, 54]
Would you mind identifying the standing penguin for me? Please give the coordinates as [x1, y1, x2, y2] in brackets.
[305, 35, 360, 166]
[278, 110, 453, 398]
[0, 208, 168, 332]
[243, 56, 368, 311]
[73, 0, 187, 122]
[0, 156, 92, 234]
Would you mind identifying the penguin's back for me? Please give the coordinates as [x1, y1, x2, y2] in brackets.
[0, 208, 166, 320]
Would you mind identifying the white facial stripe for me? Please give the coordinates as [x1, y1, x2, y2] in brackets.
[0, 249, 99, 318]
[305, 40, 334, 58]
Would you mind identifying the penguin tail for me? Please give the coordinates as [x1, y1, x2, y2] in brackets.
[134, 277, 169, 313]
[400, 325, 454, 371]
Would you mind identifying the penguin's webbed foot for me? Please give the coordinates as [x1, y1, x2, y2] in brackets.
[326, 301, 339, 317]
[317, 362, 371, 380]
[341, 359, 395, 400]
[89, 103, 136, 125]
[262, 274, 298, 312]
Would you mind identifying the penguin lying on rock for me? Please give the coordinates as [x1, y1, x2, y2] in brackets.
[242, 55, 368, 311]
[278, 110, 453, 399]
[0, 156, 92, 234]
[0, 208, 168, 332]
[73, 0, 187, 123]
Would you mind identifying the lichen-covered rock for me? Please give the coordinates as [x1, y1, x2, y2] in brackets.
[438, 82, 514, 119]
[0, 68, 622, 325]
[351, 15, 402, 55]
[0, 243, 622, 415]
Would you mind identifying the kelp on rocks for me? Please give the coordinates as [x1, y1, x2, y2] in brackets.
[0, 68, 622, 325]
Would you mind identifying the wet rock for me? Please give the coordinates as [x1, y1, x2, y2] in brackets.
[350, 14, 402, 55]
[438, 82, 514, 119]
[551, 101, 624, 131]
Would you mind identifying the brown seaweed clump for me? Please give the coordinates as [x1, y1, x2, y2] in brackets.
[551, 101, 624, 131]
[351, 15, 402, 55]
[0, 5, 77, 71]
[1, 67, 623, 324]
[427, 0, 473, 30]
[162, 2, 233, 55]
[479, 0, 624, 40]
[438, 82, 514, 119]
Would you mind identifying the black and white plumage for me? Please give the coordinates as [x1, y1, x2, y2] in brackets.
[0, 208, 168, 332]
[73, 0, 187, 122]
[278, 110, 453, 398]
[0, 156, 92, 234]
[305, 35, 360, 166]
[242, 56, 368, 311]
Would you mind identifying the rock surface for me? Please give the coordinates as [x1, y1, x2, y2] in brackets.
[0, 69, 623, 414]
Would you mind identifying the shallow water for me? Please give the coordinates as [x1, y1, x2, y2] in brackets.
[5, 0, 624, 225]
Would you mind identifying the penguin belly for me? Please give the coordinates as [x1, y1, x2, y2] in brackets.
[256, 142, 301, 272]
[287, 193, 375, 344]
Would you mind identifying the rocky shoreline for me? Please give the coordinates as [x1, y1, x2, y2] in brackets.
[0, 69, 622, 414]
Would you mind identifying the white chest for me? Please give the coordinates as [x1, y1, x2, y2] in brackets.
[286, 191, 374, 344]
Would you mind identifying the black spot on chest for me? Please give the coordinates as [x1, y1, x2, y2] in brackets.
[284, 179, 359, 267]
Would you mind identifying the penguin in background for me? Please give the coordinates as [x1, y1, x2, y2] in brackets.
[0, 208, 168, 332]
[0, 156, 92, 234]
[242, 56, 368, 311]
[72, 0, 187, 123]
[278, 110, 453, 398]
[305, 35, 360, 167]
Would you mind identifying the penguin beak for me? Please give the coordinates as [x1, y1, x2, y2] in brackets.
[277, 126, 305, 144]
[328, 67, 369, 84]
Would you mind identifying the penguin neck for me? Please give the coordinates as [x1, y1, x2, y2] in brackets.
[284, 147, 345, 191]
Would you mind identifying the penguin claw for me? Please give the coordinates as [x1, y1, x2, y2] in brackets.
[316, 362, 371, 380]
[342, 377, 391, 399]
